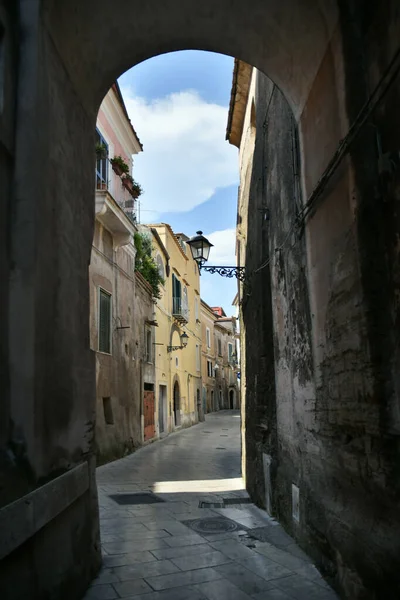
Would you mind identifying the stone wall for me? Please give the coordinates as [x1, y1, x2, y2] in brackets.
[240, 4, 400, 596]
[89, 221, 155, 465]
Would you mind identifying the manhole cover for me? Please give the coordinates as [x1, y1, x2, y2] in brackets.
[109, 492, 165, 505]
[183, 516, 241, 534]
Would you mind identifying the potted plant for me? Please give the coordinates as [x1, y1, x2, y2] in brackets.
[95, 143, 108, 160]
[110, 155, 129, 177]
[122, 174, 143, 198]
[130, 180, 143, 199]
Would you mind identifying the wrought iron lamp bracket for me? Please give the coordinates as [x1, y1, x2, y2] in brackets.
[199, 265, 246, 282]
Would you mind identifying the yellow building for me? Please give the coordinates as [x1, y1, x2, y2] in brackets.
[144, 224, 202, 433]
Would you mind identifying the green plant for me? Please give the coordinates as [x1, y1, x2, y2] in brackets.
[95, 143, 108, 160]
[131, 180, 143, 197]
[123, 174, 143, 198]
[110, 155, 129, 175]
[134, 232, 164, 299]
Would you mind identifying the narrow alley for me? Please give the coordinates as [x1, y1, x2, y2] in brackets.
[87, 412, 337, 600]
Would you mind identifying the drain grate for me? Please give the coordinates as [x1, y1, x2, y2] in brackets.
[183, 516, 242, 534]
[215, 447, 226, 450]
[109, 492, 165, 505]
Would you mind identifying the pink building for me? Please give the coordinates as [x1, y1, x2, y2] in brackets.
[96, 82, 143, 221]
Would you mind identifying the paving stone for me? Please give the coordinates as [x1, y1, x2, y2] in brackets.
[116, 587, 208, 600]
[102, 551, 157, 568]
[113, 529, 171, 541]
[164, 534, 207, 547]
[252, 589, 294, 599]
[83, 584, 119, 599]
[253, 542, 309, 570]
[113, 559, 180, 581]
[102, 538, 168, 554]
[214, 562, 276, 595]
[92, 568, 120, 585]
[238, 555, 293, 581]
[144, 521, 192, 535]
[201, 531, 247, 542]
[209, 539, 258, 561]
[193, 578, 253, 599]
[113, 578, 154, 597]
[171, 550, 232, 571]
[273, 574, 339, 599]
[90, 413, 337, 600]
[145, 567, 223, 590]
[151, 542, 212, 560]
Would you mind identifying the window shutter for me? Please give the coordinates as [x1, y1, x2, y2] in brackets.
[99, 289, 111, 353]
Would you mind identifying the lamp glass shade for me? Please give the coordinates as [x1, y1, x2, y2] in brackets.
[180, 332, 189, 347]
[187, 231, 213, 265]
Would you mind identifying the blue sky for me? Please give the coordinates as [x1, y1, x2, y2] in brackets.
[119, 51, 239, 314]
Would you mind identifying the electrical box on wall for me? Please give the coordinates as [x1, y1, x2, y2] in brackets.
[292, 483, 300, 523]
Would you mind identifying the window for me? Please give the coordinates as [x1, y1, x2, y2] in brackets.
[206, 327, 211, 348]
[228, 343, 234, 363]
[207, 360, 213, 378]
[172, 274, 182, 314]
[146, 327, 152, 363]
[196, 345, 200, 372]
[103, 397, 114, 424]
[194, 297, 199, 321]
[98, 289, 111, 353]
[218, 338, 222, 356]
[95, 129, 109, 189]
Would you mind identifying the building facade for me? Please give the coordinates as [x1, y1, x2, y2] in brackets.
[146, 224, 202, 434]
[200, 300, 217, 413]
[89, 85, 156, 463]
[201, 301, 240, 413]
[213, 312, 240, 410]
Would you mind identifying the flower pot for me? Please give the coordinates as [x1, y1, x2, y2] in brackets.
[122, 177, 133, 192]
[112, 162, 125, 177]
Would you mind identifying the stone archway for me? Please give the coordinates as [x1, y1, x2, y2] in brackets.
[3, 3, 400, 599]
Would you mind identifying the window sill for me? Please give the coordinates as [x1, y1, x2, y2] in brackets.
[97, 350, 112, 356]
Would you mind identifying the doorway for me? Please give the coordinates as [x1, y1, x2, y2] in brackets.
[143, 383, 155, 441]
[229, 389, 234, 409]
[158, 385, 167, 434]
[173, 380, 181, 427]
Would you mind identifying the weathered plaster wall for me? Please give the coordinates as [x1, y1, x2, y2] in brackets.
[1, 7, 101, 597]
[240, 3, 400, 595]
[90, 221, 155, 464]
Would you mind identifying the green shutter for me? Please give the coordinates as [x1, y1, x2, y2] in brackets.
[99, 289, 111, 353]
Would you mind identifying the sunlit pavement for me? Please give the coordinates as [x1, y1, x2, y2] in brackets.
[85, 411, 338, 600]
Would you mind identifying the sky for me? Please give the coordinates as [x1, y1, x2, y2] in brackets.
[118, 50, 239, 315]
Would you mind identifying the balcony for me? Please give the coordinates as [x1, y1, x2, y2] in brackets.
[172, 297, 189, 324]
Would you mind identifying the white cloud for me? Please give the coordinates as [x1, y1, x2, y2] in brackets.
[204, 228, 236, 265]
[120, 88, 238, 219]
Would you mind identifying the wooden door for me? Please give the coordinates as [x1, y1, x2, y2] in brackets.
[144, 390, 155, 441]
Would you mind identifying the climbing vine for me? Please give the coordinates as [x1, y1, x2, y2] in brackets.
[134, 232, 164, 299]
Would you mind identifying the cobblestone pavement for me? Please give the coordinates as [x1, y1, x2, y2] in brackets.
[84, 411, 338, 600]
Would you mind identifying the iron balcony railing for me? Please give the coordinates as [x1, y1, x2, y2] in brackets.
[172, 297, 189, 322]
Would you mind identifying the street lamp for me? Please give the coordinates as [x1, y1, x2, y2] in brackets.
[167, 331, 189, 352]
[187, 231, 246, 282]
